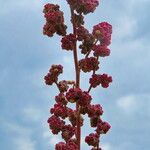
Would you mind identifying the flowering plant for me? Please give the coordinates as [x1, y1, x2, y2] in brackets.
[43, 1, 112, 150]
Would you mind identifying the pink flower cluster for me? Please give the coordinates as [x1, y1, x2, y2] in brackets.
[85, 133, 99, 147]
[85, 120, 111, 147]
[55, 93, 68, 105]
[43, 3, 67, 37]
[55, 140, 78, 150]
[93, 45, 110, 57]
[96, 121, 111, 134]
[90, 74, 112, 88]
[50, 103, 70, 119]
[67, 0, 99, 14]
[48, 110, 76, 141]
[79, 57, 99, 73]
[66, 88, 92, 106]
[58, 80, 69, 92]
[76, 26, 89, 41]
[81, 38, 95, 54]
[47, 115, 65, 134]
[44, 65, 63, 85]
[93, 22, 112, 46]
[61, 34, 76, 51]
[43, 1, 113, 149]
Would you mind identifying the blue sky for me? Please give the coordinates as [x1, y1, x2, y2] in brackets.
[0, 0, 150, 150]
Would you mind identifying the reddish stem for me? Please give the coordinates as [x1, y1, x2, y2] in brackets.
[88, 85, 92, 93]
[70, 7, 81, 150]
[88, 56, 99, 93]
[85, 39, 99, 58]
[55, 81, 61, 92]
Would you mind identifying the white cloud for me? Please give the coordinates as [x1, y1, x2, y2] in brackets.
[114, 15, 137, 40]
[0, 69, 8, 85]
[43, 130, 51, 139]
[0, 0, 43, 15]
[13, 137, 36, 150]
[63, 55, 73, 66]
[101, 143, 113, 150]
[130, 0, 149, 4]
[117, 95, 137, 114]
[23, 106, 43, 122]
[4, 122, 31, 136]
[116, 94, 150, 116]
[62, 55, 75, 80]
[3, 121, 36, 150]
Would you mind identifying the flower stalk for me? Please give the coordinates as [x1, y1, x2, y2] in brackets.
[70, 6, 81, 150]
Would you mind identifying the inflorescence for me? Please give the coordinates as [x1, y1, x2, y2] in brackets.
[43, 0, 113, 149]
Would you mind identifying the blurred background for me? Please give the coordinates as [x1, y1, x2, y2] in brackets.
[0, 0, 150, 149]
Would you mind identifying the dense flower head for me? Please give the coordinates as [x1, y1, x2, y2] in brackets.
[89, 74, 112, 88]
[61, 34, 76, 51]
[55, 24, 67, 36]
[85, 133, 99, 147]
[66, 88, 92, 106]
[96, 121, 111, 134]
[79, 57, 99, 72]
[49, 64, 63, 76]
[61, 125, 76, 141]
[55, 142, 66, 150]
[78, 91, 92, 106]
[90, 116, 101, 127]
[79, 0, 99, 14]
[67, 0, 99, 14]
[44, 11, 64, 24]
[58, 80, 69, 92]
[55, 93, 68, 105]
[93, 22, 112, 46]
[66, 88, 82, 103]
[66, 140, 78, 150]
[44, 64, 63, 85]
[80, 106, 89, 115]
[93, 44, 110, 57]
[43, 3, 59, 13]
[55, 140, 78, 150]
[47, 115, 65, 134]
[76, 26, 89, 41]
[88, 104, 103, 118]
[99, 74, 112, 88]
[79, 34, 95, 54]
[44, 72, 57, 85]
[50, 103, 69, 119]
[89, 74, 101, 88]
[43, 3, 67, 37]
[67, 0, 78, 9]
[43, 23, 56, 37]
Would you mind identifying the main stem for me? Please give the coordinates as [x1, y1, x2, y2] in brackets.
[70, 7, 81, 150]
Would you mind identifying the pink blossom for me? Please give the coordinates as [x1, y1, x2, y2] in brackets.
[61, 34, 76, 51]
[93, 44, 110, 57]
[93, 22, 112, 46]
[85, 133, 99, 147]
[79, 57, 99, 72]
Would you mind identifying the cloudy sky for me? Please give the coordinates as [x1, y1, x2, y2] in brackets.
[0, 0, 150, 150]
